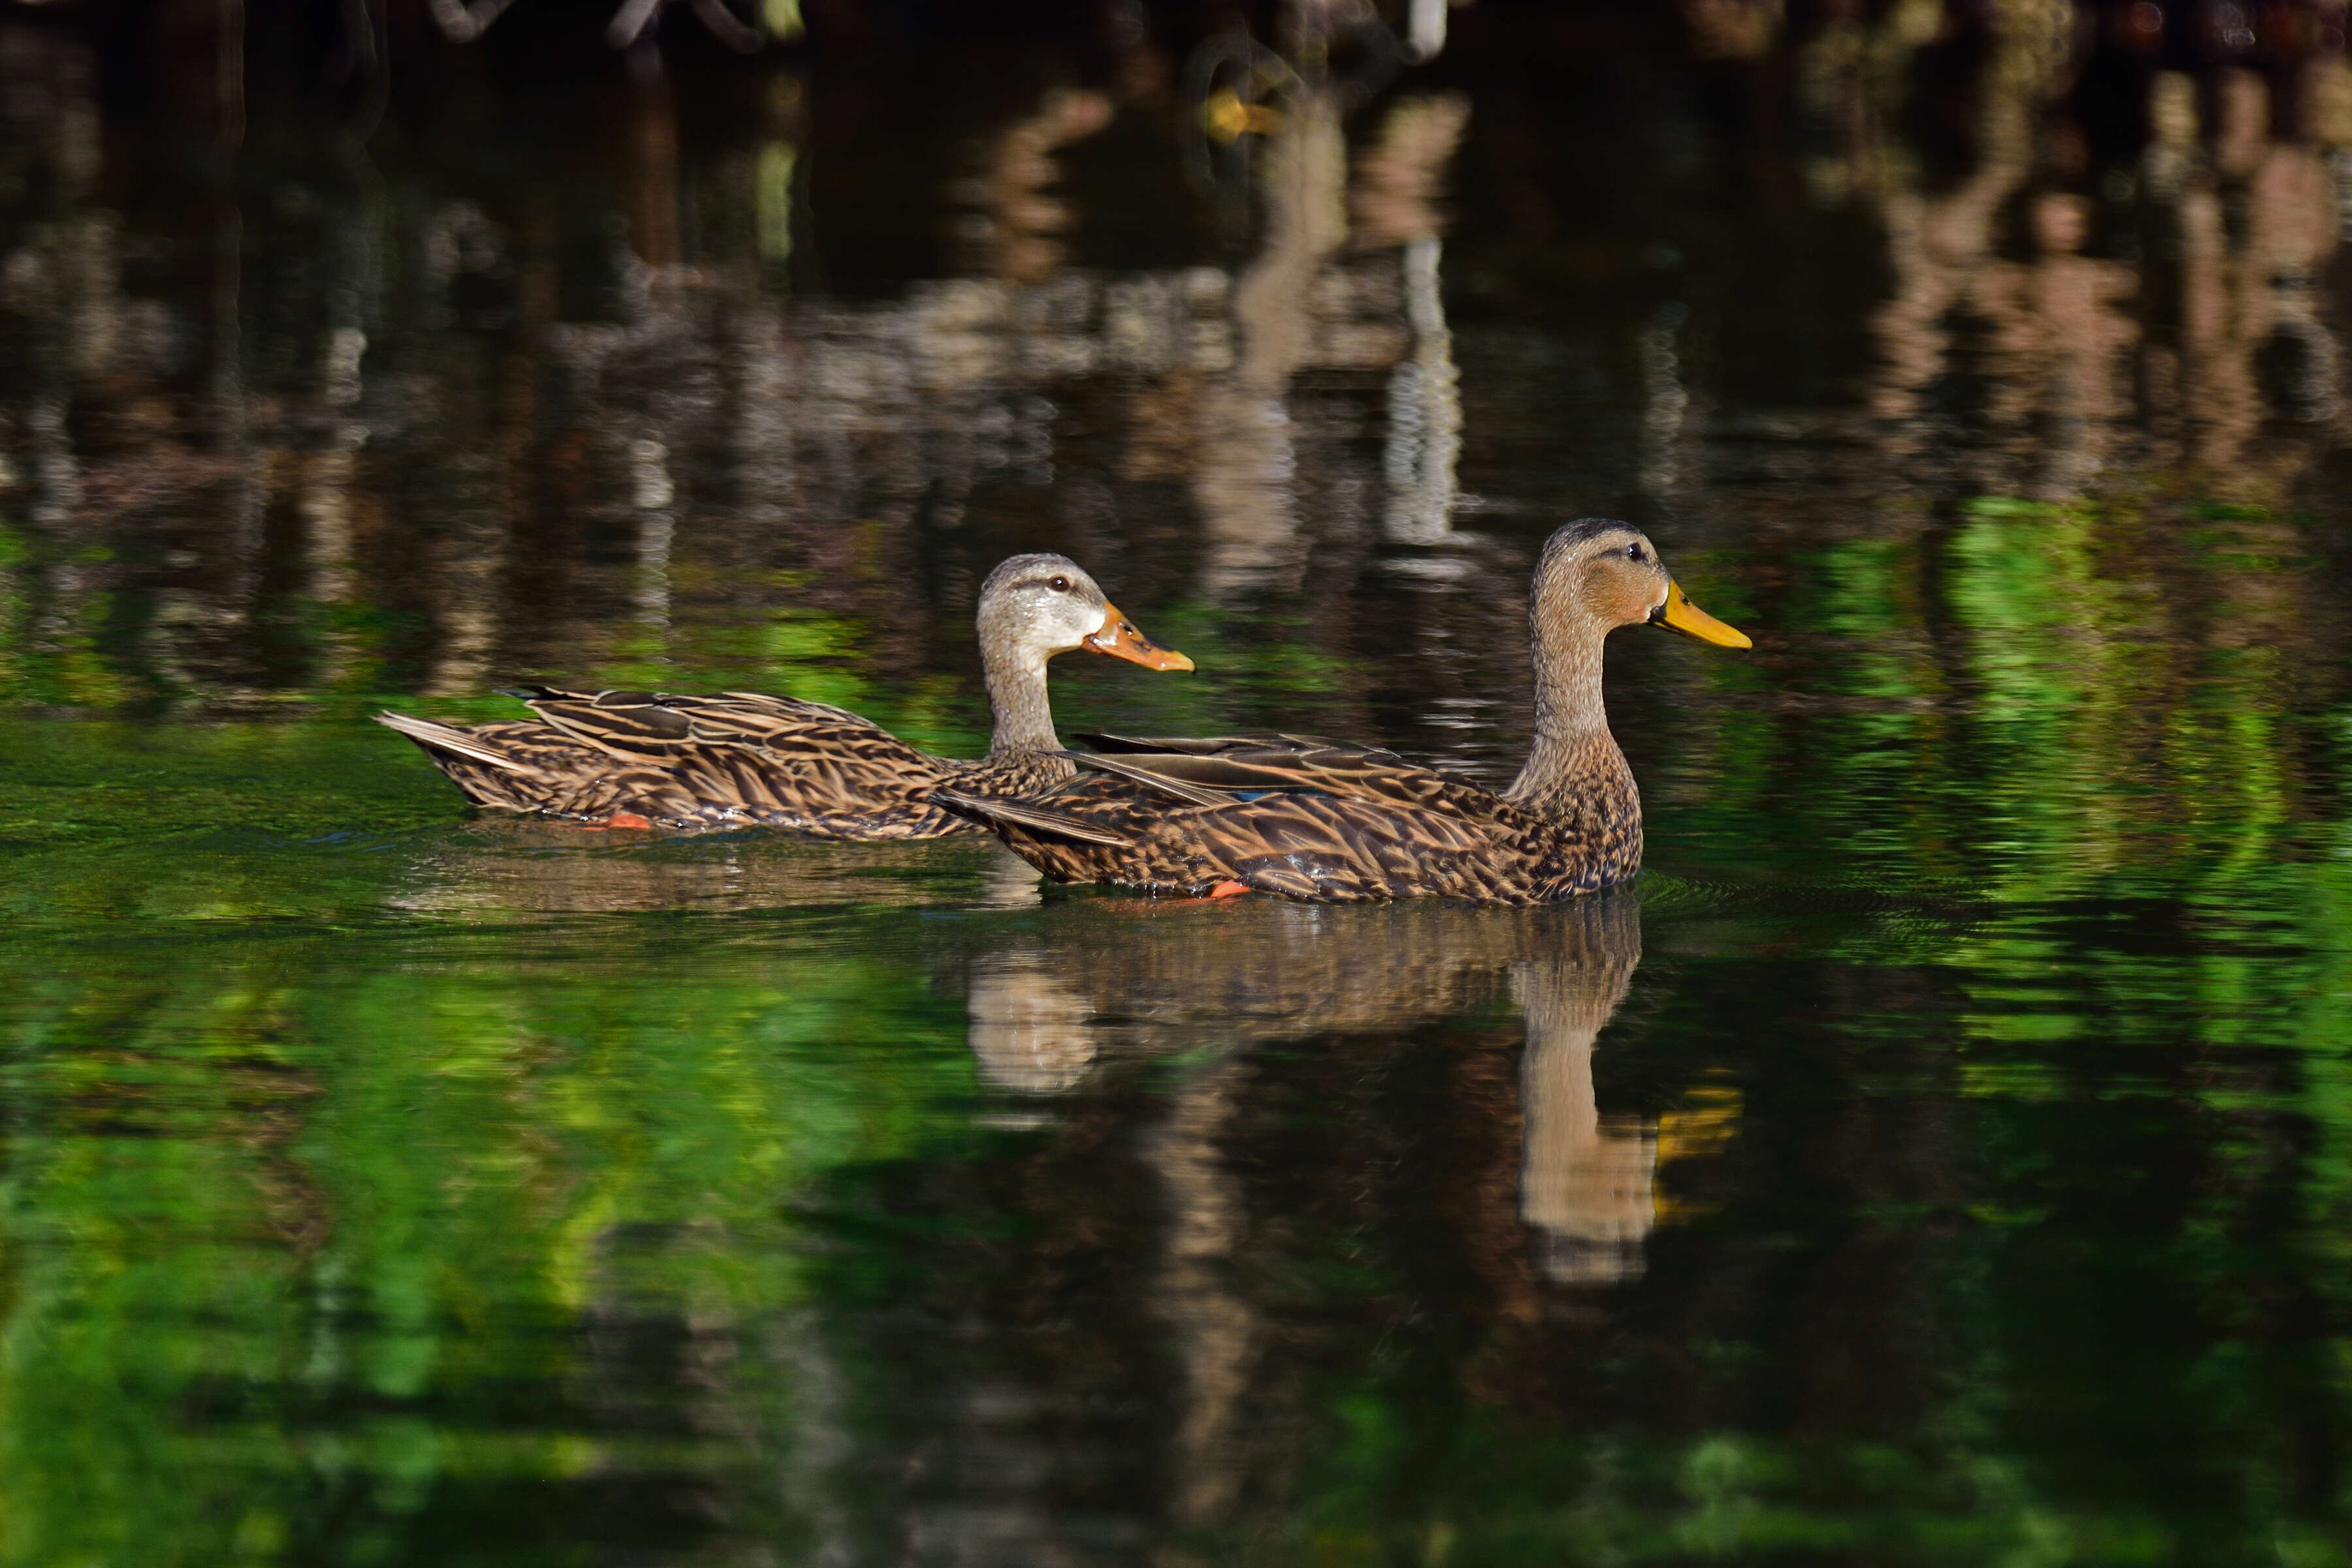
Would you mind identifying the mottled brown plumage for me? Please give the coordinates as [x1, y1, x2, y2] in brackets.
[936, 519, 1750, 903]
[378, 554, 1192, 838]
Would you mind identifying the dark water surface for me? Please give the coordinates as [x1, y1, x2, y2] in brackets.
[8, 4, 2352, 1563]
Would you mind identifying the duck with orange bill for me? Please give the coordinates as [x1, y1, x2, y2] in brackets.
[378, 554, 1194, 838]
[934, 519, 1749, 903]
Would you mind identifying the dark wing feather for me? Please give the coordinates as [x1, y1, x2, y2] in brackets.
[1070, 752, 1233, 807]
[932, 789, 1134, 847]
[1075, 730, 1359, 755]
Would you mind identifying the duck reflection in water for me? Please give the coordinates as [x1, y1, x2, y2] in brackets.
[960, 890, 1676, 1526]
[389, 827, 1052, 915]
[964, 952, 1097, 1096]
[1512, 930, 1651, 1286]
[962, 889, 1673, 1287]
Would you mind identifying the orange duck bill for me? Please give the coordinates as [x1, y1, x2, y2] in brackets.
[1083, 605, 1195, 671]
[1648, 580, 1752, 649]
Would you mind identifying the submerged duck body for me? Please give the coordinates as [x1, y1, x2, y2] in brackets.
[937, 520, 1749, 902]
[378, 554, 1192, 838]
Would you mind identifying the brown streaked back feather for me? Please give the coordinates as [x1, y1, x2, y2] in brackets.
[517, 686, 896, 762]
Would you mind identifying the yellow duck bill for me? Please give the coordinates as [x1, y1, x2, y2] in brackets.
[1649, 580, 1752, 649]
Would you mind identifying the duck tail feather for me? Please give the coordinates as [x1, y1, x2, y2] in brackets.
[376, 711, 533, 774]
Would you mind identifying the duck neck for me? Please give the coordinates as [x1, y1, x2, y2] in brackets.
[984, 649, 1061, 759]
[1505, 619, 1638, 833]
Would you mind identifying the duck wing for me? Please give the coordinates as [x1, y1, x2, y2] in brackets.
[1068, 731, 1484, 813]
[514, 687, 900, 760]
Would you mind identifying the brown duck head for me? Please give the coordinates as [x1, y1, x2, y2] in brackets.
[1528, 519, 1750, 664]
[975, 553, 1192, 757]
[1509, 519, 1748, 838]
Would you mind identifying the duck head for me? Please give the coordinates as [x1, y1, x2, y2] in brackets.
[977, 553, 1194, 675]
[1530, 519, 1750, 651]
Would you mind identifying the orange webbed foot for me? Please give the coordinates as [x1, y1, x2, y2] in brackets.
[1206, 879, 1250, 899]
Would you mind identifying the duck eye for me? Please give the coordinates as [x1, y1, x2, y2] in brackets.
[1626, 543, 1645, 562]
[1049, 576, 1070, 593]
